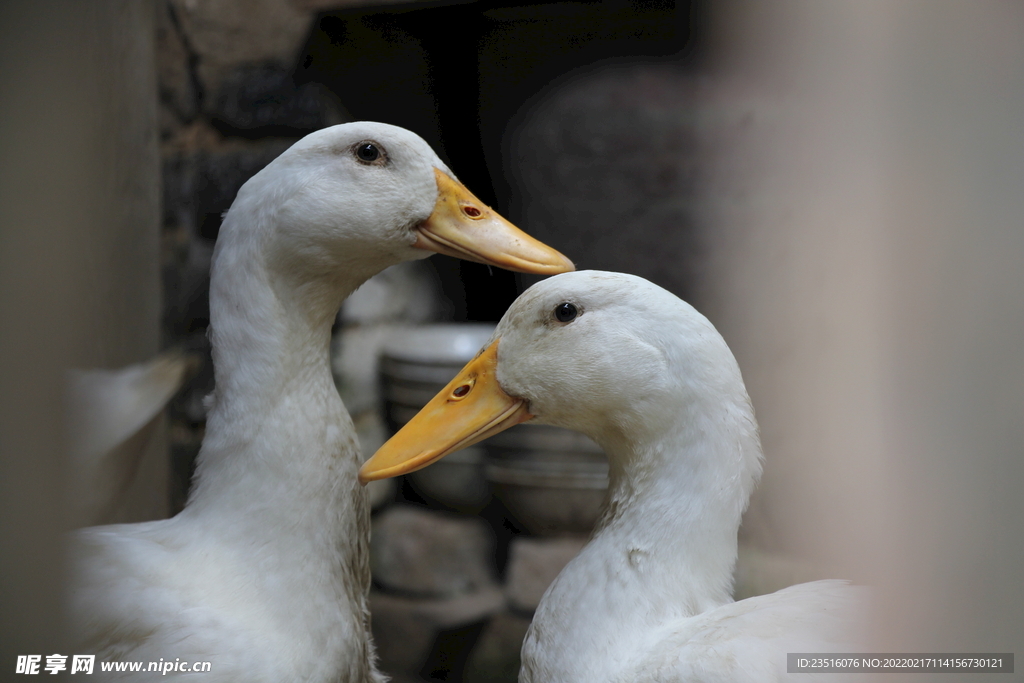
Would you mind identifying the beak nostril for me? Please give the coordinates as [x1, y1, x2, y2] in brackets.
[452, 384, 472, 398]
[462, 206, 482, 218]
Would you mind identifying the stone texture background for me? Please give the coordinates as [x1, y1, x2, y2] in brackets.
[508, 65, 708, 300]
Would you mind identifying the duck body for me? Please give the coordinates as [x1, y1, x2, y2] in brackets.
[73, 372, 371, 681]
[69, 122, 573, 681]
[524, 548, 858, 683]
[360, 270, 864, 683]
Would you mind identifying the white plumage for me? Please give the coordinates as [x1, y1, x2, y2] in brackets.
[361, 270, 864, 682]
[497, 272, 866, 683]
[68, 122, 572, 681]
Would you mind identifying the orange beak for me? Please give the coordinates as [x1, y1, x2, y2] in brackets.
[359, 340, 532, 483]
[415, 169, 574, 275]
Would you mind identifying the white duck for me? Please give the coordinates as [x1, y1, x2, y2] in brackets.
[70, 122, 573, 682]
[360, 270, 864, 682]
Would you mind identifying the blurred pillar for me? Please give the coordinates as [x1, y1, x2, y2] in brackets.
[0, 0, 160, 666]
[702, 0, 1024, 660]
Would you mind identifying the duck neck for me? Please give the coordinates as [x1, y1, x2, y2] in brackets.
[591, 406, 760, 614]
[206, 242, 351, 420]
[186, 204, 379, 528]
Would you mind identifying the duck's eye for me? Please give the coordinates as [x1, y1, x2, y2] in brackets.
[554, 302, 578, 323]
[355, 143, 381, 163]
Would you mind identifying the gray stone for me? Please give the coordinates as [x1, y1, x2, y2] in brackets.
[295, 0, 429, 11]
[507, 65, 708, 300]
[504, 535, 587, 613]
[464, 612, 532, 683]
[370, 586, 505, 679]
[371, 506, 497, 598]
[208, 63, 349, 134]
[168, 0, 313, 100]
[156, 0, 198, 137]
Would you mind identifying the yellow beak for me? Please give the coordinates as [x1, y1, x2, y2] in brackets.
[415, 169, 574, 275]
[359, 340, 531, 483]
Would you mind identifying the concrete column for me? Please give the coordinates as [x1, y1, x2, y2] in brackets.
[0, 0, 161, 661]
[703, 0, 1024, 658]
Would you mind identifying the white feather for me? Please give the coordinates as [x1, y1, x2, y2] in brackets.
[488, 271, 865, 683]
[69, 122, 454, 682]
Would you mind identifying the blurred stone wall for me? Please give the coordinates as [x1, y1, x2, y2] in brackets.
[507, 64, 709, 300]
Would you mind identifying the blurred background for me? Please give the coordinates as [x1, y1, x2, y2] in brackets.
[2, 0, 1023, 681]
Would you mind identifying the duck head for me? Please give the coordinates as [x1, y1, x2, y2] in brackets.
[359, 270, 756, 482]
[230, 121, 574, 280]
